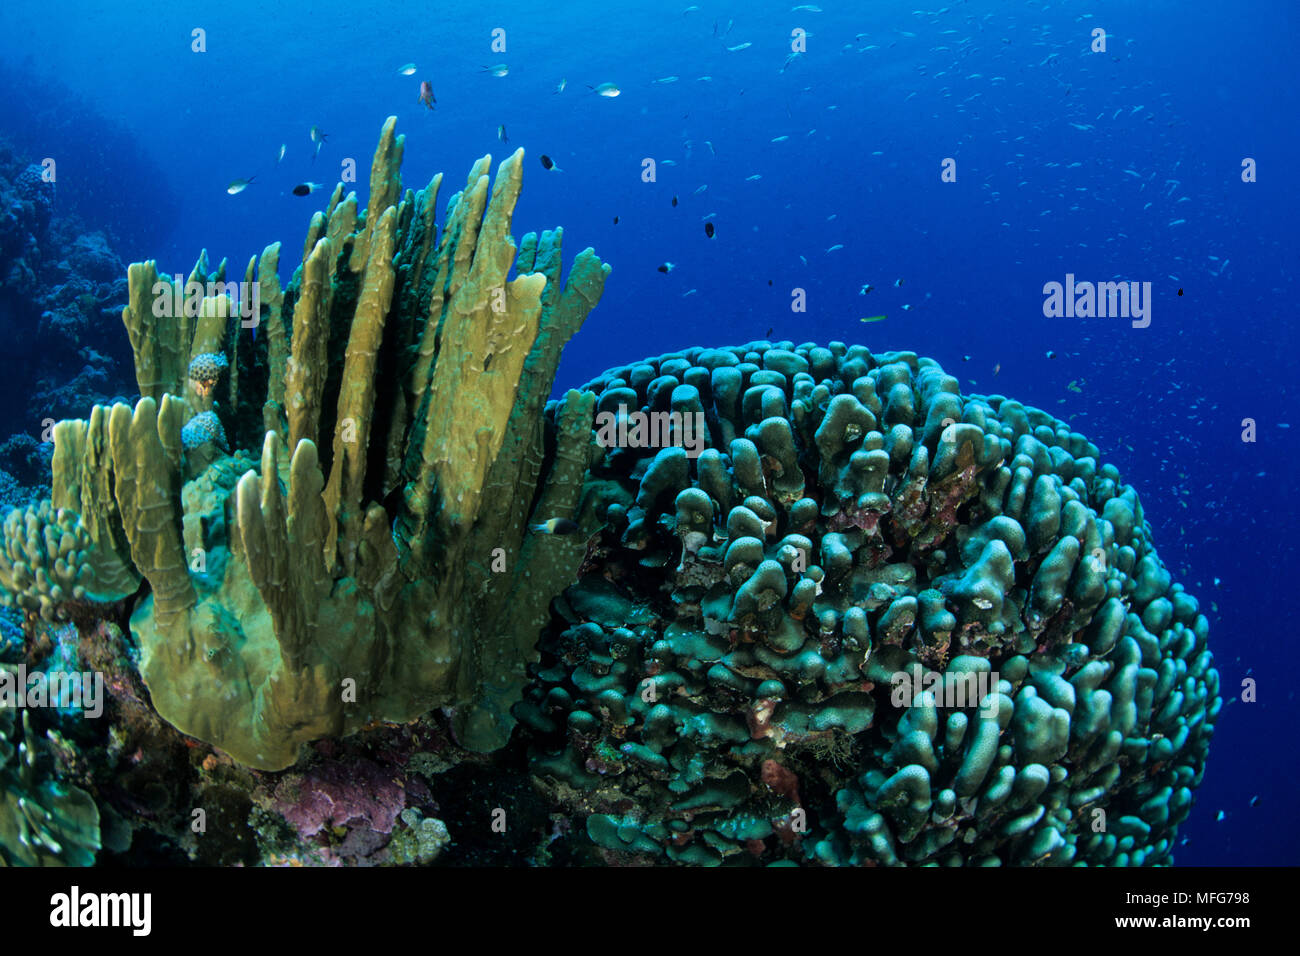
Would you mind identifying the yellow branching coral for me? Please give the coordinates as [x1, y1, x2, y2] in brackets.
[39, 116, 610, 769]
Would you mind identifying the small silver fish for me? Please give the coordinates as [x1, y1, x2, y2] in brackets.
[227, 177, 255, 195]
[591, 82, 621, 97]
[310, 126, 328, 161]
[483, 63, 509, 77]
[397, 63, 417, 76]
[553, 77, 567, 94]
[275, 143, 286, 165]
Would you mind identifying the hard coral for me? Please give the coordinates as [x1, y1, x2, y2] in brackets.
[518, 340, 1219, 866]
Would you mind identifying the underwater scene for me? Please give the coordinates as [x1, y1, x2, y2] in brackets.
[0, 0, 1295, 877]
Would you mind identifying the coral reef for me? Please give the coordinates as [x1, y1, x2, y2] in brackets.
[0, 695, 101, 865]
[0, 500, 136, 621]
[31, 116, 610, 770]
[0, 136, 136, 517]
[516, 340, 1219, 865]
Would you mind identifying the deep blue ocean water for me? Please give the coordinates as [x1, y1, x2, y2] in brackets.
[0, 0, 1295, 865]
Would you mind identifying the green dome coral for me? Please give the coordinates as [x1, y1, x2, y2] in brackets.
[517, 340, 1219, 866]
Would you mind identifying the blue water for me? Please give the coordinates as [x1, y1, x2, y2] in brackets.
[1, 0, 1296, 864]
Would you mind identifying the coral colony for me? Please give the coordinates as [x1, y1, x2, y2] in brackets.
[0, 119, 1216, 866]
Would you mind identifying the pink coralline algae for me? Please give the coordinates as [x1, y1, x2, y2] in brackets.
[272, 757, 407, 842]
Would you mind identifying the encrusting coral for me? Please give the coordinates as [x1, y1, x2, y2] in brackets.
[516, 340, 1219, 866]
[24, 116, 610, 770]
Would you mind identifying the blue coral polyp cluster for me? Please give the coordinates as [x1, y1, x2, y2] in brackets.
[180, 410, 227, 451]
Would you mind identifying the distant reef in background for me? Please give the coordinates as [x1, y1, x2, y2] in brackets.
[0, 134, 138, 506]
[0, 59, 179, 259]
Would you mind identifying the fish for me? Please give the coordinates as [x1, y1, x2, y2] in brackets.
[292, 182, 326, 196]
[275, 143, 286, 165]
[792, 4, 822, 11]
[993, 363, 1001, 376]
[693, 184, 708, 194]
[482, 63, 509, 77]
[1067, 379, 1083, 393]
[727, 42, 753, 52]
[226, 177, 255, 195]
[860, 315, 887, 323]
[539, 154, 562, 172]
[705, 141, 715, 156]
[672, 195, 678, 207]
[826, 244, 843, 253]
[781, 53, 804, 72]
[745, 174, 762, 181]
[771, 135, 789, 143]
[591, 82, 621, 97]
[900, 303, 913, 311]
[553, 78, 567, 94]
[1046, 350, 1057, 359]
[613, 215, 620, 224]
[893, 278, 904, 287]
[658, 262, 676, 273]
[653, 76, 679, 84]
[532, 518, 580, 535]
[418, 80, 436, 110]
[704, 222, 715, 238]
[859, 284, 874, 295]
[396, 63, 417, 76]
[497, 124, 508, 143]
[683, 289, 697, 297]
[310, 126, 328, 161]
